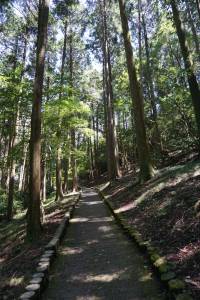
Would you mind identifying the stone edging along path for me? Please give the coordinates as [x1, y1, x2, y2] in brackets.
[19, 192, 81, 300]
[97, 184, 193, 300]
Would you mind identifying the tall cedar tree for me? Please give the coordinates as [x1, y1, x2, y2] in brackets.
[118, 0, 154, 181]
[27, 0, 49, 239]
[170, 0, 200, 142]
[101, 0, 121, 179]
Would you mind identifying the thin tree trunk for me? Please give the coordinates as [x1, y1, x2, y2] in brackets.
[62, 158, 69, 193]
[69, 31, 78, 191]
[55, 145, 64, 200]
[6, 36, 19, 220]
[107, 44, 121, 178]
[196, 0, 200, 20]
[0, 116, 8, 188]
[1, 138, 10, 189]
[170, 0, 200, 141]
[18, 119, 28, 192]
[138, 0, 142, 81]
[102, 58, 110, 176]
[96, 104, 99, 152]
[22, 150, 29, 196]
[142, 14, 162, 153]
[55, 21, 68, 201]
[118, 0, 154, 182]
[101, 0, 121, 179]
[27, 0, 49, 239]
[71, 129, 78, 192]
[185, 0, 200, 61]
[91, 104, 98, 178]
[18, 148, 28, 192]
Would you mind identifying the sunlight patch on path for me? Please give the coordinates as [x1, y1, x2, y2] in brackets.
[61, 247, 84, 255]
[84, 201, 102, 205]
[70, 270, 126, 283]
[70, 217, 89, 223]
[76, 296, 101, 300]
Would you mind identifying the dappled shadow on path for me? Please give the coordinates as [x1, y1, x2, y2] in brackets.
[42, 189, 166, 300]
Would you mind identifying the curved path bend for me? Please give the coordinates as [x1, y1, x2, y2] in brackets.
[42, 188, 166, 300]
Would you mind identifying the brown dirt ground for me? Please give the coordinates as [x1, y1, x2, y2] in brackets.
[102, 156, 200, 299]
[0, 194, 76, 300]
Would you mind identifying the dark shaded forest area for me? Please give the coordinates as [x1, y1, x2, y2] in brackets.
[0, 0, 200, 299]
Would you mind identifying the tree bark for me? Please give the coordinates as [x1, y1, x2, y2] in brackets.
[55, 20, 68, 201]
[101, 0, 121, 179]
[71, 129, 78, 192]
[27, 0, 49, 239]
[138, 0, 142, 80]
[62, 158, 69, 193]
[69, 31, 78, 191]
[170, 0, 200, 141]
[142, 14, 162, 154]
[118, 0, 154, 182]
[185, 0, 200, 62]
[55, 145, 64, 200]
[196, 0, 200, 20]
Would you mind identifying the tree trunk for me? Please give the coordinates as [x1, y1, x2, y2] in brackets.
[69, 31, 78, 191]
[185, 0, 200, 62]
[138, 0, 142, 81]
[90, 104, 99, 178]
[59, 21, 68, 97]
[101, 0, 121, 179]
[107, 44, 121, 178]
[1, 143, 9, 189]
[102, 58, 110, 176]
[170, 0, 200, 141]
[71, 129, 78, 192]
[55, 21, 68, 200]
[27, 0, 49, 239]
[142, 14, 162, 154]
[118, 0, 154, 182]
[62, 158, 69, 193]
[19, 151, 27, 192]
[6, 123, 17, 220]
[6, 36, 19, 220]
[55, 145, 64, 201]
[196, 0, 200, 20]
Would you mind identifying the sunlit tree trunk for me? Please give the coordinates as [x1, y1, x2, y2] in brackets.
[101, 0, 121, 179]
[18, 122, 28, 192]
[55, 21, 68, 201]
[118, 0, 154, 182]
[27, 0, 49, 239]
[69, 31, 78, 191]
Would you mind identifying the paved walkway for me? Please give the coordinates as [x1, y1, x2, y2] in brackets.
[42, 188, 166, 300]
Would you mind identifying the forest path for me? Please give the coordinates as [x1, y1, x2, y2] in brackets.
[42, 188, 166, 300]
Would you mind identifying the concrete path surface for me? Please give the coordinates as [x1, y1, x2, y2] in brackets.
[42, 188, 166, 300]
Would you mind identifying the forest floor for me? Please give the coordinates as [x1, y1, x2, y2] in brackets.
[100, 151, 200, 299]
[0, 193, 77, 300]
[1, 151, 200, 299]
